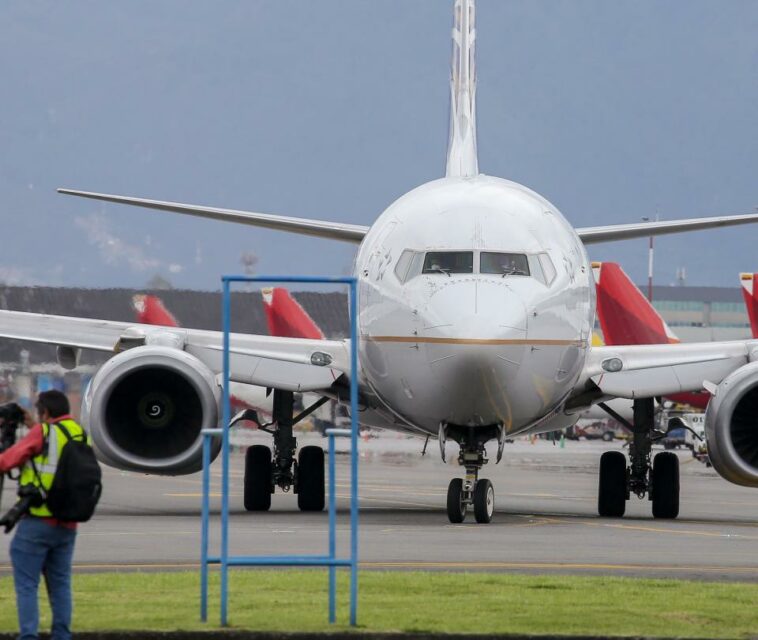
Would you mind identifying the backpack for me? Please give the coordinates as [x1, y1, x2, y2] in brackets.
[42, 422, 103, 522]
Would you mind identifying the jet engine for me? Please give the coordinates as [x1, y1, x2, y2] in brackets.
[704, 361, 758, 487]
[82, 345, 220, 475]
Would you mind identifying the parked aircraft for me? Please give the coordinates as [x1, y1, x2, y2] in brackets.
[2, 0, 758, 523]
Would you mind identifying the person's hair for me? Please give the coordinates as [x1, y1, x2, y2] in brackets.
[35, 390, 70, 419]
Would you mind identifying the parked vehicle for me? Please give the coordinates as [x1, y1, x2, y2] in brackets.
[565, 421, 625, 442]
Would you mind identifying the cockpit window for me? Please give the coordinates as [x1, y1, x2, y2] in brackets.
[394, 250, 415, 283]
[422, 252, 474, 275]
[538, 253, 557, 285]
[480, 252, 530, 276]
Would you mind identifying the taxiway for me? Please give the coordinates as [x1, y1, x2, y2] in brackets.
[1, 434, 756, 581]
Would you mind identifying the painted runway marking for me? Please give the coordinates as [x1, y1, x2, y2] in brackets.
[536, 515, 758, 540]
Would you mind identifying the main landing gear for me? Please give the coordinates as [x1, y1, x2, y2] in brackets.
[442, 424, 503, 524]
[243, 390, 328, 512]
[597, 398, 679, 519]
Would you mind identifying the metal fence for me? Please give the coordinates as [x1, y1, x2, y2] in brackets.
[200, 275, 360, 626]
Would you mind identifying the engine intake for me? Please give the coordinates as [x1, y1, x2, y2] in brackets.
[705, 361, 758, 487]
[82, 345, 220, 475]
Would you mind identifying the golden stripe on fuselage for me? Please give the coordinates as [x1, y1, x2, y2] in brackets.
[364, 336, 584, 347]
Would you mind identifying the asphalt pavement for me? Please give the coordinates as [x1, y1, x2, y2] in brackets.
[1, 433, 757, 581]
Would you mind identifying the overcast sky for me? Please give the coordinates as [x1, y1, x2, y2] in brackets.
[1, 1, 755, 291]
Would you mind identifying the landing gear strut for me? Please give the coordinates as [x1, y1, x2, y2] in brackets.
[597, 398, 679, 519]
[443, 425, 499, 524]
[243, 390, 326, 512]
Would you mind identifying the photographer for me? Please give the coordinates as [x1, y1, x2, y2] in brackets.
[0, 390, 85, 640]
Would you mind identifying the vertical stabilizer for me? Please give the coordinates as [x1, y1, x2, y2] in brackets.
[261, 288, 325, 340]
[592, 262, 679, 345]
[446, 0, 479, 178]
[132, 294, 179, 327]
[740, 273, 758, 339]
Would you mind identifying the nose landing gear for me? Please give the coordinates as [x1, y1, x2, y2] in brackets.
[443, 425, 500, 524]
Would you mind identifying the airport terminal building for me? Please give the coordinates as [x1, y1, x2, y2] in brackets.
[644, 284, 751, 342]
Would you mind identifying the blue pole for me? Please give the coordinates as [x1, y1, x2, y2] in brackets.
[328, 430, 336, 623]
[220, 279, 232, 626]
[349, 278, 359, 626]
[200, 434, 211, 622]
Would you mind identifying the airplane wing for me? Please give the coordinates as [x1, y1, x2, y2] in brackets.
[581, 341, 758, 399]
[0, 310, 348, 392]
[58, 189, 369, 243]
[577, 212, 758, 244]
[60, 188, 758, 247]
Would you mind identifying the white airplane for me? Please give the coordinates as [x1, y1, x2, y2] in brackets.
[2, 0, 758, 523]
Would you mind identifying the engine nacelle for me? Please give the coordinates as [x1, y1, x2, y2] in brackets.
[705, 361, 758, 487]
[82, 345, 220, 475]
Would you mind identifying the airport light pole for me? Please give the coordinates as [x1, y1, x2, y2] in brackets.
[642, 216, 654, 302]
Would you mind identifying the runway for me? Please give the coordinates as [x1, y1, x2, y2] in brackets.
[2, 433, 757, 581]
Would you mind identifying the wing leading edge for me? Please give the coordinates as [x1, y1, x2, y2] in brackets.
[58, 189, 368, 243]
[577, 212, 758, 244]
[582, 341, 758, 399]
[0, 310, 349, 392]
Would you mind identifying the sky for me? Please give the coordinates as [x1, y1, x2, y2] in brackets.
[1, 1, 756, 291]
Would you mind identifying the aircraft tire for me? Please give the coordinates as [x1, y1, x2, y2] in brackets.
[473, 478, 494, 524]
[297, 446, 325, 512]
[598, 451, 626, 517]
[244, 445, 272, 511]
[651, 452, 679, 519]
[446, 478, 466, 523]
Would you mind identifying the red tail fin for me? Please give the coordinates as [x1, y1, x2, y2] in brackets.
[262, 288, 325, 339]
[592, 262, 678, 345]
[740, 273, 758, 339]
[132, 294, 179, 327]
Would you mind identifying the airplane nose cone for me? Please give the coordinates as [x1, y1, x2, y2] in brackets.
[422, 279, 527, 339]
[420, 279, 528, 427]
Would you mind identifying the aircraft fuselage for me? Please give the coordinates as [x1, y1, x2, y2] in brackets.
[355, 175, 595, 436]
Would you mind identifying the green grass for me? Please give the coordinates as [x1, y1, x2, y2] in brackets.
[0, 570, 756, 637]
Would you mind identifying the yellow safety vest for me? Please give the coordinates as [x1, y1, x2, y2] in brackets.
[20, 419, 86, 518]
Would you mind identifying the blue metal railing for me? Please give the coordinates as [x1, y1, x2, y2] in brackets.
[200, 275, 360, 626]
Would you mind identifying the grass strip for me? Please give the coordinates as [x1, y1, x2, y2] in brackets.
[0, 570, 756, 637]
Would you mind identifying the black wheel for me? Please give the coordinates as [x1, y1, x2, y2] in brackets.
[651, 452, 679, 519]
[446, 478, 466, 523]
[602, 431, 614, 442]
[297, 446, 325, 512]
[473, 479, 494, 524]
[244, 445, 272, 511]
[598, 451, 627, 517]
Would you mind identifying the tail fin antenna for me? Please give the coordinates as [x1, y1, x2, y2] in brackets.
[446, 0, 479, 178]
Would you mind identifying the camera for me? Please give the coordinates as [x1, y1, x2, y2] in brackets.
[0, 484, 44, 533]
[0, 402, 33, 532]
[0, 402, 25, 454]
